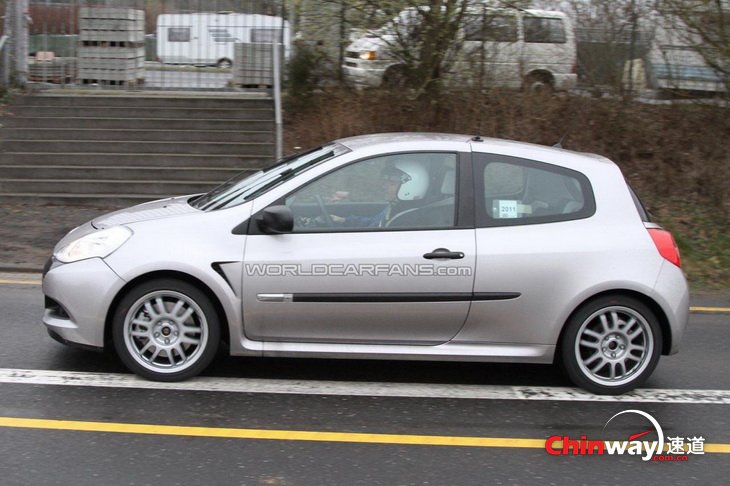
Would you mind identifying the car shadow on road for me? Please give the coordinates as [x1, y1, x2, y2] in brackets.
[204, 353, 571, 388]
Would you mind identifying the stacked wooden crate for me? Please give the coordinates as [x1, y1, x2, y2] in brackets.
[29, 57, 77, 84]
[233, 43, 284, 88]
[78, 7, 145, 86]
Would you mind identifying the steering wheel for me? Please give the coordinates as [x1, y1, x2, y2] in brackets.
[315, 195, 334, 227]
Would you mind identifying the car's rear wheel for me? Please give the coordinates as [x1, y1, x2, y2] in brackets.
[112, 279, 220, 381]
[561, 296, 661, 395]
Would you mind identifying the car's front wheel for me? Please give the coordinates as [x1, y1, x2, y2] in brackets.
[561, 296, 662, 395]
[112, 279, 220, 381]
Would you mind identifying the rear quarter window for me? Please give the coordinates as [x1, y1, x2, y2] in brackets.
[475, 154, 595, 227]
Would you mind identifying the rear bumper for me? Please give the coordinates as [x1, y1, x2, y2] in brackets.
[653, 261, 690, 355]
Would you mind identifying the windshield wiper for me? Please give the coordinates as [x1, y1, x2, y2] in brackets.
[240, 150, 335, 202]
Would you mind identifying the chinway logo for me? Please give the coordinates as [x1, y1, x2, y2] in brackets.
[546, 409, 705, 462]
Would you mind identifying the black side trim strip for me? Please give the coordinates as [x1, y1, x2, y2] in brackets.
[292, 292, 521, 303]
[294, 293, 470, 303]
[472, 292, 522, 301]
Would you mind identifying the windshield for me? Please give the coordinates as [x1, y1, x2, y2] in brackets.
[368, 7, 422, 37]
[191, 143, 350, 211]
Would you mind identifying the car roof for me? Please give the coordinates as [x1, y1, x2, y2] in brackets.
[334, 132, 614, 169]
[336, 132, 473, 150]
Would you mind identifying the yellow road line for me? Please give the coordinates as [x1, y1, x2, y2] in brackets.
[0, 416, 543, 448]
[0, 417, 728, 453]
[0, 279, 41, 286]
[691, 306, 730, 313]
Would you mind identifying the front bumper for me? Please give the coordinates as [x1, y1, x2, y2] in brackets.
[42, 257, 126, 349]
[342, 63, 386, 88]
[553, 73, 578, 91]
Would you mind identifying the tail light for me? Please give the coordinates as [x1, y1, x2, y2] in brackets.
[648, 228, 681, 267]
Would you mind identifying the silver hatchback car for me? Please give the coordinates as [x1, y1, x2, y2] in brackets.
[43, 133, 688, 394]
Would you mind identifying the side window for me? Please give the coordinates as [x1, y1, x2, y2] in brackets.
[252, 28, 280, 43]
[465, 15, 518, 42]
[285, 153, 458, 232]
[476, 155, 594, 226]
[523, 17, 566, 44]
[168, 27, 191, 42]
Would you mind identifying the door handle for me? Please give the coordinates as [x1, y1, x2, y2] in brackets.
[423, 248, 465, 260]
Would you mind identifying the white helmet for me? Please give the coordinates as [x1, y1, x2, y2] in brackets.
[392, 160, 429, 200]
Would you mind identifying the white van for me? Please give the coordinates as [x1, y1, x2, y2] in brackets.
[647, 20, 726, 94]
[343, 8, 577, 91]
[156, 12, 291, 67]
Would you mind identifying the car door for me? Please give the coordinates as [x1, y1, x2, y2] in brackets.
[241, 151, 476, 345]
[459, 152, 597, 346]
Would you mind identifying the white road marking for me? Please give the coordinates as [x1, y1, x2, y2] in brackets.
[0, 368, 728, 404]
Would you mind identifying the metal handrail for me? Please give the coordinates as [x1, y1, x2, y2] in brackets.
[0, 34, 9, 86]
[272, 38, 283, 161]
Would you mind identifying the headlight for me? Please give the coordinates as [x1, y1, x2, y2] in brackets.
[359, 51, 377, 61]
[54, 226, 133, 263]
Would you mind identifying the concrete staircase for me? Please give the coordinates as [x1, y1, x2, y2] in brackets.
[0, 91, 276, 205]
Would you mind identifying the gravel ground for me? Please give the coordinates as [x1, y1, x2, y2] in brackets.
[0, 202, 124, 270]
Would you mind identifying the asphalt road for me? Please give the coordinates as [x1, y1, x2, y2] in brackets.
[0, 279, 728, 485]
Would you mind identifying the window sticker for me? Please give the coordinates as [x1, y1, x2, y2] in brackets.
[494, 199, 519, 218]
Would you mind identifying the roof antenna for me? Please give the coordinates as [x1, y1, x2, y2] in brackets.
[553, 132, 567, 149]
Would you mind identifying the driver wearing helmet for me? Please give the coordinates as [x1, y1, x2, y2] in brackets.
[331, 161, 429, 228]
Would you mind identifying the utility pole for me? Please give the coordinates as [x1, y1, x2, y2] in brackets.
[2, 0, 12, 86]
[13, 0, 30, 86]
[626, 0, 638, 100]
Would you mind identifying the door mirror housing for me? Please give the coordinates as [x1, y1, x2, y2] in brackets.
[257, 205, 294, 234]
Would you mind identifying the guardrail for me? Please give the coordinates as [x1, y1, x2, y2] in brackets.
[273, 38, 283, 160]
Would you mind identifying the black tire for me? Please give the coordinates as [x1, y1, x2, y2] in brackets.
[561, 295, 662, 395]
[112, 278, 220, 381]
[523, 73, 554, 95]
[217, 58, 233, 69]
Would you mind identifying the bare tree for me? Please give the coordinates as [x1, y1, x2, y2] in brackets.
[659, 0, 730, 92]
[559, 0, 655, 95]
[348, 0, 534, 94]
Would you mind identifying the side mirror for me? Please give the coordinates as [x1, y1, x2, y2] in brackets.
[256, 205, 294, 234]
